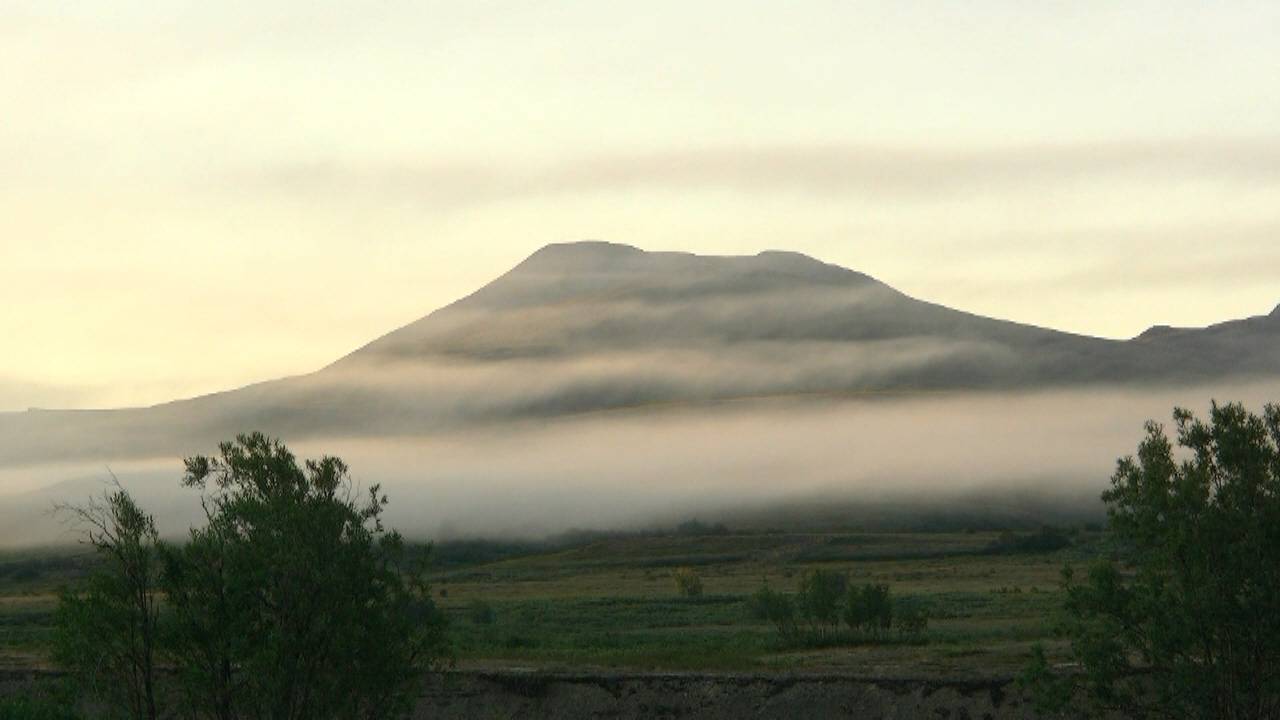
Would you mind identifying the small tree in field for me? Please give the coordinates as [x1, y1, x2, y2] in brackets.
[747, 583, 796, 638]
[673, 567, 703, 597]
[795, 568, 846, 635]
[53, 485, 161, 720]
[1027, 402, 1280, 720]
[844, 583, 892, 636]
[165, 433, 451, 720]
[53, 434, 452, 720]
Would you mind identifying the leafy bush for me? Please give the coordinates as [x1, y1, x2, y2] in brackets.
[796, 569, 846, 633]
[53, 434, 452, 720]
[746, 583, 796, 637]
[163, 434, 452, 720]
[673, 567, 704, 597]
[1027, 403, 1280, 719]
[844, 583, 892, 634]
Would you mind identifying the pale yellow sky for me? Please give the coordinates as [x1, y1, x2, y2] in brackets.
[2, 2, 1279, 410]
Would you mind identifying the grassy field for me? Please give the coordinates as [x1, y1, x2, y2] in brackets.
[0, 528, 1104, 679]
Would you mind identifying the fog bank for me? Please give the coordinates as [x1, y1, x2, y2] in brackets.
[2, 384, 1275, 547]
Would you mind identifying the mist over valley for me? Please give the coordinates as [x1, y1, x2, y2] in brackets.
[2, 243, 1276, 545]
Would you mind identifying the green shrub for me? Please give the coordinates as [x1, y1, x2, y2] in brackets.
[844, 583, 892, 634]
[53, 434, 452, 720]
[1028, 403, 1280, 719]
[747, 583, 796, 637]
[673, 567, 703, 597]
[796, 569, 846, 633]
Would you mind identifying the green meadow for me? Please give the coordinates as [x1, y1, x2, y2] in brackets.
[0, 527, 1102, 679]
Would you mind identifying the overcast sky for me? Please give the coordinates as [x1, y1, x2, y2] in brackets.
[3, 1, 1279, 410]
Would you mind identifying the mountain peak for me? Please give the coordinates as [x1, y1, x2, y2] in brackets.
[517, 241, 865, 281]
[1134, 324, 1182, 341]
[1271, 303, 1280, 317]
[535, 239, 643, 257]
[752, 249, 855, 278]
[517, 241, 645, 272]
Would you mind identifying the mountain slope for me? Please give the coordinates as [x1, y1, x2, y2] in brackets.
[1, 241, 1277, 468]
[332, 241, 1276, 387]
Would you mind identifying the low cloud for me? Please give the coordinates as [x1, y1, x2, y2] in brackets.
[234, 139, 1280, 209]
[3, 384, 1276, 546]
[0, 376, 93, 413]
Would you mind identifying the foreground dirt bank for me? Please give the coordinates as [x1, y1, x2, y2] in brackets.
[415, 670, 1039, 719]
[3, 668, 1042, 718]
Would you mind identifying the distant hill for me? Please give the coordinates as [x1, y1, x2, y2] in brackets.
[2, 241, 1277, 467]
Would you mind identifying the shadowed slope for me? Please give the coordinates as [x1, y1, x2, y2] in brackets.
[1, 241, 1276, 468]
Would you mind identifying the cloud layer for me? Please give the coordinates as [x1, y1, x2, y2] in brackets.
[239, 140, 1280, 208]
[4, 385, 1276, 547]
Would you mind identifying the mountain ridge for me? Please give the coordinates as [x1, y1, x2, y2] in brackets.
[1, 241, 1276, 468]
[7, 242, 1278, 409]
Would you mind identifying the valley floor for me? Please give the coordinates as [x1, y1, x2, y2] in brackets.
[419, 529, 1083, 677]
[0, 529, 1094, 679]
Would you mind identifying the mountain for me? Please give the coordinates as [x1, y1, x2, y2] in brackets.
[2, 241, 1277, 468]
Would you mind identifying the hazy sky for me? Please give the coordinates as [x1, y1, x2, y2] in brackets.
[3, 2, 1279, 410]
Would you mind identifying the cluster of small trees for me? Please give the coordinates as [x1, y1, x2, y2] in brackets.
[53, 433, 451, 720]
[747, 569, 926, 642]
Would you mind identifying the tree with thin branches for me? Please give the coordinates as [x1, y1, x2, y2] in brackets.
[54, 480, 162, 720]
